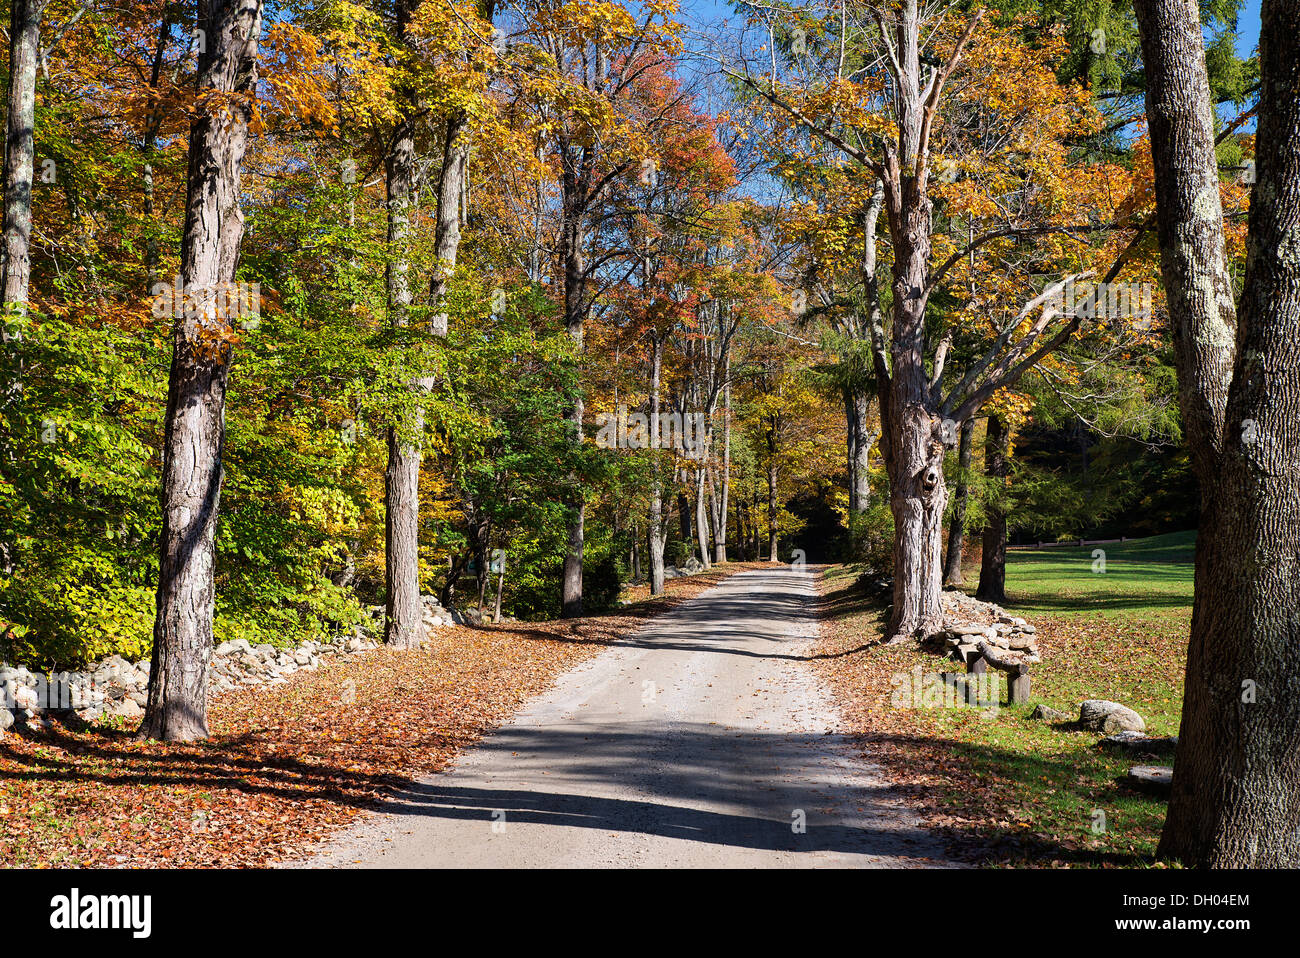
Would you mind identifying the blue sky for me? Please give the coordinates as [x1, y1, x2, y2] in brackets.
[1238, 0, 1261, 57]
[678, 0, 1262, 56]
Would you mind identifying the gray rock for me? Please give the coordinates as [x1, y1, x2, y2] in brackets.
[113, 698, 144, 721]
[1126, 765, 1173, 796]
[0, 708, 13, 733]
[12, 685, 39, 710]
[1079, 699, 1146, 733]
[1030, 704, 1072, 723]
[1100, 731, 1177, 755]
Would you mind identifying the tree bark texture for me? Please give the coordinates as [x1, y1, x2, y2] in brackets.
[382, 94, 423, 649]
[1138, 0, 1300, 867]
[1, 0, 47, 306]
[141, 0, 263, 742]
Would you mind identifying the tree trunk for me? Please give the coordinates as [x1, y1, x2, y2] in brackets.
[1133, 0, 1236, 475]
[382, 90, 422, 649]
[1, 0, 46, 306]
[469, 510, 489, 615]
[714, 383, 731, 563]
[880, 0, 951, 642]
[648, 334, 666, 594]
[1137, 0, 1300, 867]
[976, 414, 1008, 604]
[943, 417, 975, 586]
[766, 417, 780, 561]
[884, 404, 948, 638]
[846, 385, 873, 513]
[695, 466, 711, 569]
[428, 109, 469, 331]
[141, 10, 177, 289]
[707, 466, 723, 563]
[492, 560, 504, 623]
[559, 168, 586, 617]
[440, 553, 464, 608]
[140, 0, 263, 743]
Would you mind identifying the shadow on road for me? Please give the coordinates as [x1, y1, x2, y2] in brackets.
[368, 723, 939, 858]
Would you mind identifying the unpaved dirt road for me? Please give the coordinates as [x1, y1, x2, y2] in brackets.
[309, 567, 949, 868]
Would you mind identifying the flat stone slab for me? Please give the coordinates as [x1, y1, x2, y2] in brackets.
[1099, 731, 1178, 756]
[1125, 765, 1173, 797]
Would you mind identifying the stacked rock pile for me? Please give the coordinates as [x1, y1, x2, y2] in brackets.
[937, 591, 1041, 665]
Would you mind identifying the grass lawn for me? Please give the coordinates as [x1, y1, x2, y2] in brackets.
[813, 530, 1195, 867]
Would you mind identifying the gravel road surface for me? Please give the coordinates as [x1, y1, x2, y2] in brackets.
[308, 567, 950, 868]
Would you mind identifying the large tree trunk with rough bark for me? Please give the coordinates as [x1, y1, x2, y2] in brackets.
[560, 174, 585, 616]
[1, 0, 46, 306]
[878, 0, 954, 642]
[943, 417, 975, 586]
[140, 0, 262, 743]
[382, 92, 422, 649]
[975, 414, 1008, 604]
[883, 401, 948, 639]
[1137, 0, 1300, 867]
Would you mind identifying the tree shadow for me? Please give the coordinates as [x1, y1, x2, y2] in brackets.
[321, 722, 953, 862]
[0, 720, 423, 811]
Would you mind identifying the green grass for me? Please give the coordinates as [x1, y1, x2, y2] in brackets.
[972, 531, 1192, 857]
[1001, 530, 1195, 625]
[997, 530, 1194, 738]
